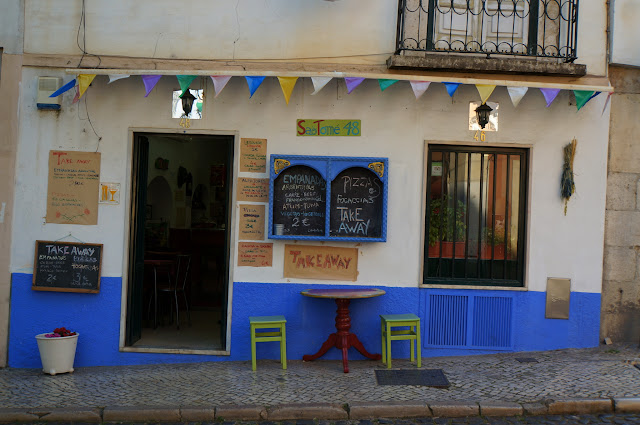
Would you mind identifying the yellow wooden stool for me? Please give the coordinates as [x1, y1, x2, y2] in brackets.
[249, 315, 287, 371]
[380, 313, 421, 369]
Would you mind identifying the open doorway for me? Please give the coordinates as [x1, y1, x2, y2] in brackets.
[126, 132, 233, 351]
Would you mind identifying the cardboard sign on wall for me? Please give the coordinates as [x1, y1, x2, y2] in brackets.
[240, 138, 267, 173]
[238, 242, 273, 267]
[284, 244, 358, 281]
[46, 151, 101, 225]
[236, 177, 269, 202]
[238, 204, 265, 240]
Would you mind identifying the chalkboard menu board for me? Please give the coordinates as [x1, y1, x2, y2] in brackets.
[33, 241, 103, 293]
[269, 155, 388, 242]
[330, 167, 383, 238]
[272, 165, 326, 236]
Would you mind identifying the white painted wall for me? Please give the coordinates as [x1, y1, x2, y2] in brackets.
[22, 0, 606, 74]
[610, 0, 640, 67]
[23, 0, 396, 64]
[0, 0, 24, 54]
[11, 68, 609, 294]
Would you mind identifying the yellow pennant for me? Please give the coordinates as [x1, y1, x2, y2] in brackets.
[78, 74, 96, 99]
[277, 77, 298, 105]
[476, 84, 496, 104]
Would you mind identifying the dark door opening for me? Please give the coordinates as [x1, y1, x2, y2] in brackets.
[126, 132, 233, 351]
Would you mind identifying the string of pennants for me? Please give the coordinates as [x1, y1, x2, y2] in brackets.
[50, 73, 612, 113]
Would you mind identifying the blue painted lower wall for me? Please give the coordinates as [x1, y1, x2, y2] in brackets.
[8, 273, 601, 368]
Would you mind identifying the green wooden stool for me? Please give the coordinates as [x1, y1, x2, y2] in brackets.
[380, 313, 421, 369]
[249, 315, 287, 371]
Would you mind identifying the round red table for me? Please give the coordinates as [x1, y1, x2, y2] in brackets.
[301, 288, 385, 373]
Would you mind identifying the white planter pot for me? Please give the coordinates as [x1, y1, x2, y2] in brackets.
[35, 333, 79, 375]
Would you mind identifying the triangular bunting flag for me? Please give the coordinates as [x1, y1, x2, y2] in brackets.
[72, 85, 80, 104]
[409, 81, 430, 99]
[245, 76, 266, 98]
[78, 74, 96, 99]
[476, 84, 496, 104]
[177, 75, 197, 96]
[310, 76, 332, 95]
[602, 92, 613, 116]
[540, 88, 561, 107]
[277, 77, 298, 105]
[210, 76, 232, 98]
[49, 79, 76, 98]
[378, 79, 398, 92]
[142, 75, 161, 97]
[507, 86, 528, 108]
[108, 74, 129, 84]
[344, 77, 365, 94]
[444, 82, 461, 97]
[574, 90, 597, 111]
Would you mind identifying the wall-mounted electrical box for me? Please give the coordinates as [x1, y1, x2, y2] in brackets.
[37, 77, 63, 110]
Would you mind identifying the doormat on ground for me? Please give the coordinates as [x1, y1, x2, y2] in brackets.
[515, 357, 539, 363]
[375, 369, 450, 388]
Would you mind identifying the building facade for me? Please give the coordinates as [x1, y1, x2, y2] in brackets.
[2, 1, 616, 368]
[601, 0, 640, 344]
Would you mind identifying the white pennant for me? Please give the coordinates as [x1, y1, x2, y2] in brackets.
[108, 74, 130, 84]
[210, 76, 232, 97]
[410, 81, 431, 99]
[507, 86, 528, 108]
[310, 77, 332, 95]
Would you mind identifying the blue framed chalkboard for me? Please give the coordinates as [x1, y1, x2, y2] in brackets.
[269, 155, 388, 242]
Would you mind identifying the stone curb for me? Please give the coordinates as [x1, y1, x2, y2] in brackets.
[2, 398, 640, 422]
[349, 401, 431, 419]
[103, 406, 181, 423]
[267, 403, 348, 421]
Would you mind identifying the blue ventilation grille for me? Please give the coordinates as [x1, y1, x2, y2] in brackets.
[471, 296, 513, 348]
[427, 294, 468, 347]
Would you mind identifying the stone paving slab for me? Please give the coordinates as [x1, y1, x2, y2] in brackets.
[0, 345, 638, 422]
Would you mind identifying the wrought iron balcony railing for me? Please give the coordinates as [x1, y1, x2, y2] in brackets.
[395, 0, 579, 62]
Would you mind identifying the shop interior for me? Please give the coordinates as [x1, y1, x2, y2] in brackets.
[130, 133, 232, 351]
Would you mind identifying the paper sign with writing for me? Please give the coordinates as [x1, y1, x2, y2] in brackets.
[297, 119, 361, 137]
[236, 177, 269, 202]
[284, 244, 358, 281]
[46, 151, 101, 225]
[237, 242, 273, 267]
[239, 204, 265, 240]
[240, 138, 267, 172]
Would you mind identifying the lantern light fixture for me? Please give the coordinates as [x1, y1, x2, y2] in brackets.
[475, 102, 493, 129]
[180, 90, 197, 118]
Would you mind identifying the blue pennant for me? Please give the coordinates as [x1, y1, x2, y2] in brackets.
[443, 82, 461, 97]
[49, 79, 77, 97]
[245, 76, 266, 98]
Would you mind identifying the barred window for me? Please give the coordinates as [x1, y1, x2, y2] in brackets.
[396, 1, 579, 62]
[424, 145, 528, 286]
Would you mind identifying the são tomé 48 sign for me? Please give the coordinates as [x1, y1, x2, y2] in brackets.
[297, 119, 361, 136]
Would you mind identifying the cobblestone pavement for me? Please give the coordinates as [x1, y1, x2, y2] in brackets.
[0, 345, 639, 408]
[15, 416, 640, 424]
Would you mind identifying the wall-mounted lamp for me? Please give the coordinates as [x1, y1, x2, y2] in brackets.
[475, 103, 493, 129]
[180, 90, 196, 118]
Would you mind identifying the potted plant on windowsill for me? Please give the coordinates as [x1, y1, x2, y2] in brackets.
[428, 197, 467, 258]
[35, 327, 79, 375]
[481, 226, 512, 260]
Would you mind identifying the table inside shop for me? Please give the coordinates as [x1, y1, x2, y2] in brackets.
[300, 288, 385, 373]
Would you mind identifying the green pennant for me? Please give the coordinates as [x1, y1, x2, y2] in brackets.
[574, 90, 595, 111]
[378, 79, 398, 92]
[177, 75, 197, 96]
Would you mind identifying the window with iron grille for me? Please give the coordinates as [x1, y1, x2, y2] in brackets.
[424, 145, 528, 286]
[396, 0, 579, 62]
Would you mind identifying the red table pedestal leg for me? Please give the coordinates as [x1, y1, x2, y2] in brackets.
[303, 298, 381, 373]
